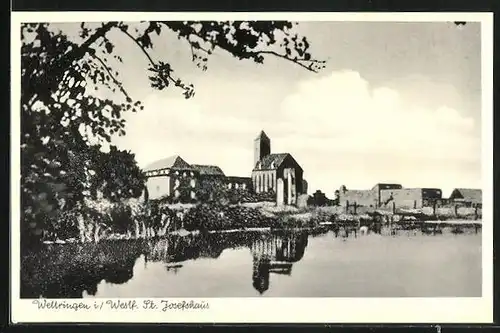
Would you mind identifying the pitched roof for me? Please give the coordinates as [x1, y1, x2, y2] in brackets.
[191, 164, 225, 176]
[253, 153, 289, 170]
[255, 130, 270, 141]
[372, 183, 403, 190]
[451, 188, 482, 203]
[143, 155, 192, 172]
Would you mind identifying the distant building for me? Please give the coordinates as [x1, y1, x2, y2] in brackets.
[449, 188, 482, 207]
[143, 155, 197, 201]
[337, 183, 443, 209]
[144, 131, 305, 206]
[251, 131, 305, 206]
[379, 188, 442, 209]
[372, 183, 403, 206]
[337, 184, 381, 208]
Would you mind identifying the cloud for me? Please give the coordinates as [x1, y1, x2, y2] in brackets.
[275, 70, 480, 195]
[114, 70, 481, 197]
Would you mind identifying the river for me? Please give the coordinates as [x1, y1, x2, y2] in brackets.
[21, 228, 481, 298]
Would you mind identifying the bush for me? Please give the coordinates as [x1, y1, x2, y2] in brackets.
[182, 204, 276, 231]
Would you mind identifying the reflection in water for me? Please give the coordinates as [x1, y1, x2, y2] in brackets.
[21, 230, 309, 298]
[250, 233, 308, 294]
[21, 240, 144, 298]
[22, 230, 480, 298]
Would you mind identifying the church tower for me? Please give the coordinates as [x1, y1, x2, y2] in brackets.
[254, 130, 271, 166]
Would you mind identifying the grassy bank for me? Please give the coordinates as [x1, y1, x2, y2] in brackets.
[33, 199, 482, 246]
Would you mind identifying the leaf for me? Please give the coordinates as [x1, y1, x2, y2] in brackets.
[105, 41, 114, 54]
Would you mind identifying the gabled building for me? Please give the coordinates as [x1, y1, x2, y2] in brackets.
[251, 131, 305, 206]
[143, 155, 197, 201]
[449, 188, 482, 207]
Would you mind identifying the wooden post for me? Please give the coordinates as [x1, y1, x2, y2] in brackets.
[346, 200, 349, 214]
[433, 200, 437, 217]
[413, 200, 417, 209]
[392, 201, 396, 214]
[354, 202, 357, 215]
[454, 204, 458, 217]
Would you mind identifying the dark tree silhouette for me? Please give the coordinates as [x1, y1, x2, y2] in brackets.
[21, 21, 326, 243]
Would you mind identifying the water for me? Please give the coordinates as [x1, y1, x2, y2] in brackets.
[21, 229, 481, 298]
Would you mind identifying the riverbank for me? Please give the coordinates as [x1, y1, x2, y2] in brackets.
[33, 200, 482, 246]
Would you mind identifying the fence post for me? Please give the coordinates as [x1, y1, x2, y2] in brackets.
[346, 200, 349, 214]
[354, 202, 357, 215]
[413, 200, 417, 209]
[392, 201, 396, 214]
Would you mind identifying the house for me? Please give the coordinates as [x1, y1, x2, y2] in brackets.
[371, 183, 403, 206]
[144, 156, 252, 203]
[337, 182, 442, 209]
[379, 187, 442, 209]
[449, 188, 482, 207]
[144, 131, 304, 206]
[337, 185, 379, 207]
[251, 131, 305, 206]
[143, 155, 197, 201]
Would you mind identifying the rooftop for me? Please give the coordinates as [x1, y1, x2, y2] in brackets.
[143, 155, 193, 172]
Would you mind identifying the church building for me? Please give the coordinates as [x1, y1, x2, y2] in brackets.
[251, 131, 305, 206]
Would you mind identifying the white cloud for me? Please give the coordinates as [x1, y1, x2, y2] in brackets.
[114, 70, 481, 198]
[275, 70, 480, 196]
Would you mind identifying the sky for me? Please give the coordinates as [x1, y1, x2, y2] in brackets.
[56, 21, 482, 198]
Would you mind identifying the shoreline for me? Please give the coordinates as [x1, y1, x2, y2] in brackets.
[38, 219, 482, 246]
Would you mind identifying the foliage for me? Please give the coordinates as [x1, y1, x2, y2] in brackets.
[21, 20, 325, 244]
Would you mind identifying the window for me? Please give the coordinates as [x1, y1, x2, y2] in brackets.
[242, 183, 246, 190]
[235, 183, 239, 189]
[270, 161, 275, 169]
[190, 179, 196, 188]
[174, 190, 180, 198]
[228, 183, 232, 189]
[183, 172, 187, 177]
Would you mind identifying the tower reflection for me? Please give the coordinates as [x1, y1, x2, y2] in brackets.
[250, 232, 308, 295]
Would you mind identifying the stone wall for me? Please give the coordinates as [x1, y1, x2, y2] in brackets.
[380, 188, 423, 209]
[338, 189, 378, 207]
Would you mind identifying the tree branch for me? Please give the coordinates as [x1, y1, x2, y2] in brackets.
[251, 50, 324, 73]
[89, 52, 131, 100]
[118, 26, 193, 95]
[53, 22, 119, 77]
